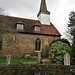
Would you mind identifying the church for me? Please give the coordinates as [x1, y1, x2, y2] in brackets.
[0, 0, 61, 57]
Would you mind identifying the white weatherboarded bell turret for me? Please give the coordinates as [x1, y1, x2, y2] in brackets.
[37, 0, 50, 25]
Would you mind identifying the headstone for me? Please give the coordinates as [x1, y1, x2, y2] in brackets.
[34, 72, 40, 75]
[23, 62, 38, 64]
[38, 52, 41, 64]
[6, 55, 11, 65]
[64, 53, 70, 65]
[31, 56, 38, 59]
[24, 54, 30, 58]
[42, 59, 51, 65]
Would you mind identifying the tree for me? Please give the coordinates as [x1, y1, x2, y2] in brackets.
[0, 8, 5, 15]
[49, 40, 71, 64]
[67, 11, 75, 64]
[0, 8, 17, 35]
[50, 39, 71, 46]
[0, 8, 17, 50]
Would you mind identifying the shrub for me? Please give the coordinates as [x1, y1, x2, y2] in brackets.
[50, 39, 71, 46]
[49, 41, 71, 64]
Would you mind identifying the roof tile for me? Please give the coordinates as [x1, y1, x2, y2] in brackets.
[0, 15, 61, 36]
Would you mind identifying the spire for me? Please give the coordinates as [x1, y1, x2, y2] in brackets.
[37, 0, 50, 16]
[37, 0, 50, 25]
[40, 0, 48, 12]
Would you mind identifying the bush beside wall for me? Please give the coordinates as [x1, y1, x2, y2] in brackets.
[0, 64, 75, 75]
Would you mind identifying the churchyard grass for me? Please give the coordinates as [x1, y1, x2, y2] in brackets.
[0, 57, 6, 64]
[0, 57, 37, 64]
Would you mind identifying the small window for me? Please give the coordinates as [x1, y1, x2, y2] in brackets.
[35, 38, 41, 51]
[17, 24, 24, 30]
[34, 26, 40, 31]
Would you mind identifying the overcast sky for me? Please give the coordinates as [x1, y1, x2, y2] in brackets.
[0, 0, 75, 38]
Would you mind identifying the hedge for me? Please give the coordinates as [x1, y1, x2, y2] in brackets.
[0, 64, 75, 75]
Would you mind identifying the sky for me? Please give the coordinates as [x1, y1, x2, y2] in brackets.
[0, 0, 75, 39]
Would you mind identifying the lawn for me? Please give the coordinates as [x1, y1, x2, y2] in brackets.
[0, 57, 37, 64]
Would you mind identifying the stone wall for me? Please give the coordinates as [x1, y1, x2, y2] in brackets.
[0, 64, 75, 75]
[1, 33, 60, 57]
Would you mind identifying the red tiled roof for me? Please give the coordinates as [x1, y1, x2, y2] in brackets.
[33, 23, 61, 36]
[0, 15, 61, 36]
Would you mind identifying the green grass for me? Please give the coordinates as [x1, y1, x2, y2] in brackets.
[0, 57, 6, 64]
[0, 57, 37, 64]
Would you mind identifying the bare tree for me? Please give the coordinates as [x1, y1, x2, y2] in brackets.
[0, 8, 17, 50]
[0, 8, 17, 35]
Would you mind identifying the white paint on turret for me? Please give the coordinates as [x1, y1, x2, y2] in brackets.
[38, 13, 50, 25]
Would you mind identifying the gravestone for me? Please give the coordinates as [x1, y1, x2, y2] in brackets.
[6, 55, 11, 65]
[38, 51, 41, 64]
[24, 54, 30, 58]
[64, 53, 70, 65]
[34, 72, 40, 75]
[42, 59, 51, 65]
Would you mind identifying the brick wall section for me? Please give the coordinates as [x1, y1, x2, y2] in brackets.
[1, 33, 60, 57]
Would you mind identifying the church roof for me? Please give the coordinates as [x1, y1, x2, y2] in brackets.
[0, 15, 61, 36]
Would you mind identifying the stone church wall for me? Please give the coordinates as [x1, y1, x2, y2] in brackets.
[0, 33, 60, 57]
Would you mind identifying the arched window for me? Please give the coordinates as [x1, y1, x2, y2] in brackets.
[35, 38, 41, 51]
